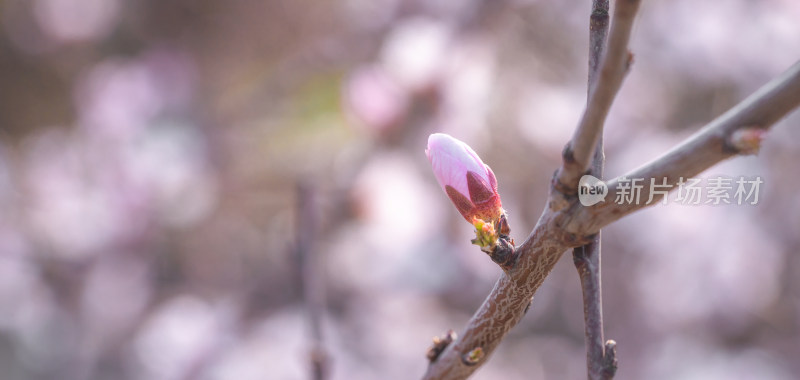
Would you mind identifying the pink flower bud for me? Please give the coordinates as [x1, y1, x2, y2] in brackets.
[425, 133, 503, 225]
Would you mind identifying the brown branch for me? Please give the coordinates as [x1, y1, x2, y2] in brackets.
[422, 49, 800, 380]
[297, 181, 329, 380]
[422, 215, 575, 380]
[573, 1, 616, 379]
[574, 238, 615, 380]
[556, 0, 641, 194]
[587, 0, 612, 92]
[563, 60, 800, 237]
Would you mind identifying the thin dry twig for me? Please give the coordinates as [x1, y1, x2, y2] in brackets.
[557, 0, 641, 193]
[572, 1, 616, 379]
[574, 237, 615, 380]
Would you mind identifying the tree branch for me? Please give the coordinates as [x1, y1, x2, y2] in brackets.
[563, 60, 800, 236]
[574, 238, 616, 380]
[422, 215, 574, 380]
[573, 1, 616, 379]
[556, 0, 641, 193]
[422, 47, 800, 380]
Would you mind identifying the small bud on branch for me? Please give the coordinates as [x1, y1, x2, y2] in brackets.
[426, 330, 457, 363]
[461, 347, 484, 366]
[426, 133, 513, 256]
[728, 127, 766, 155]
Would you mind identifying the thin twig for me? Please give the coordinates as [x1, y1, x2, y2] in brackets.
[573, 1, 614, 379]
[557, 0, 641, 193]
[587, 0, 612, 92]
[574, 237, 615, 380]
[297, 181, 329, 380]
[422, 60, 800, 380]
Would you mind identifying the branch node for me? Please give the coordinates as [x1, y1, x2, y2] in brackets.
[565, 232, 596, 248]
[603, 339, 618, 377]
[426, 330, 457, 362]
[727, 126, 766, 155]
[461, 347, 485, 366]
[562, 144, 578, 166]
[551, 169, 580, 211]
[486, 235, 517, 271]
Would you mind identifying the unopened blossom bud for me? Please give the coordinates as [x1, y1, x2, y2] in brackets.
[426, 133, 508, 246]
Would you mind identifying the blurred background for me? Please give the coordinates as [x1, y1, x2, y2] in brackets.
[1, 0, 800, 379]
